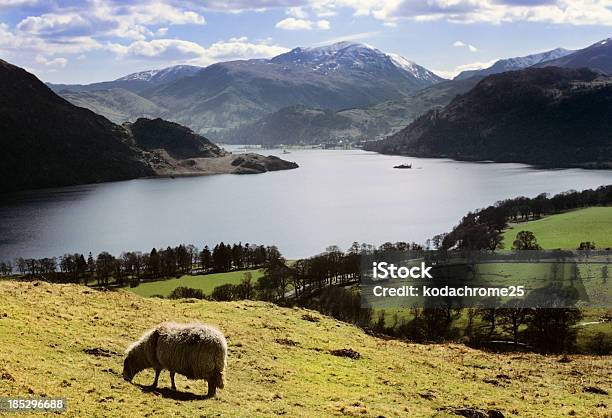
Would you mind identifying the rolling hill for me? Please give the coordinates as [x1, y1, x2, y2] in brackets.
[503, 207, 612, 250]
[365, 67, 612, 168]
[218, 76, 483, 145]
[59, 88, 166, 124]
[0, 280, 609, 417]
[0, 59, 155, 193]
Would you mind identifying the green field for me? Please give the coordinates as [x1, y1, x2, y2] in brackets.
[503, 207, 612, 250]
[127, 269, 263, 298]
[1, 280, 610, 417]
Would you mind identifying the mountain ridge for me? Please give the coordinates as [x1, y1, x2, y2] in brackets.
[454, 48, 573, 80]
[365, 67, 612, 168]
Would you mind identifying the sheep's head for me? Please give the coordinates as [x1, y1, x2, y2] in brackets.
[122, 355, 136, 382]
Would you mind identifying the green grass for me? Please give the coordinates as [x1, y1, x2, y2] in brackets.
[503, 207, 612, 250]
[1, 281, 611, 417]
[126, 269, 263, 298]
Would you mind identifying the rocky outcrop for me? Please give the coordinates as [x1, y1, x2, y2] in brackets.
[231, 154, 299, 174]
[124, 118, 226, 159]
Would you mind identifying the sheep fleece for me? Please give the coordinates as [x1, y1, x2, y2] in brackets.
[138, 322, 226, 385]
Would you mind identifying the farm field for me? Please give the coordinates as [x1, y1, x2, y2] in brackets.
[0, 280, 610, 417]
[502, 207, 612, 250]
[126, 269, 263, 298]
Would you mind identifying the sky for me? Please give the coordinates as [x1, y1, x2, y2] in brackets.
[1, 0, 611, 83]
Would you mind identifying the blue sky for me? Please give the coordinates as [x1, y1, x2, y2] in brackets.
[1, 0, 611, 83]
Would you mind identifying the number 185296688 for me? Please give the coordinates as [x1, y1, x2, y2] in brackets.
[0, 397, 66, 412]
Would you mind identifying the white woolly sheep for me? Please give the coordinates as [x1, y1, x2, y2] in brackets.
[123, 322, 227, 397]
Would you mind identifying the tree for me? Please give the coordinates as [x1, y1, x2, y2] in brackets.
[238, 271, 254, 299]
[95, 252, 116, 286]
[149, 248, 161, 278]
[0, 261, 12, 276]
[86, 252, 95, 277]
[211, 284, 236, 301]
[512, 231, 542, 250]
[524, 308, 582, 353]
[498, 300, 531, 346]
[199, 246, 212, 271]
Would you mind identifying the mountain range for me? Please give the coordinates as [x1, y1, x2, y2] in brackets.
[219, 37, 612, 145]
[364, 67, 612, 168]
[8, 35, 610, 181]
[48, 65, 201, 94]
[0, 60, 297, 193]
[454, 48, 573, 80]
[50, 42, 444, 133]
[47, 37, 612, 147]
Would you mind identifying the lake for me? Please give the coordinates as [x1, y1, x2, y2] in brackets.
[1, 149, 611, 261]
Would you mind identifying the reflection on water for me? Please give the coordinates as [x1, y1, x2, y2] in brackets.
[1, 149, 611, 260]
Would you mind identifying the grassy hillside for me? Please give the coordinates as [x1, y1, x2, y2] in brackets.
[1, 281, 610, 417]
[127, 269, 263, 298]
[503, 207, 612, 249]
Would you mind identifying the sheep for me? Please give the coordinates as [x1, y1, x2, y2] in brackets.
[123, 322, 227, 397]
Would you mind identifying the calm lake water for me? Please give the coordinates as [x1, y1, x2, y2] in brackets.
[1, 149, 611, 260]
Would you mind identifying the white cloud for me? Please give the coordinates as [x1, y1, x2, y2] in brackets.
[455, 58, 498, 72]
[0, 0, 37, 8]
[275, 17, 314, 30]
[17, 13, 91, 36]
[0, 22, 103, 55]
[202, 38, 289, 63]
[433, 57, 499, 78]
[316, 19, 330, 29]
[110, 36, 289, 66]
[35, 54, 67, 67]
[313, 31, 380, 46]
[357, 0, 612, 26]
[109, 39, 207, 60]
[454, 40, 478, 52]
[156, 27, 169, 36]
[287, 6, 308, 18]
[15, 2, 205, 42]
[275, 16, 331, 30]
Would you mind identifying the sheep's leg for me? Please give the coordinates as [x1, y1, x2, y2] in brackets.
[206, 380, 216, 397]
[170, 372, 176, 391]
[151, 369, 161, 389]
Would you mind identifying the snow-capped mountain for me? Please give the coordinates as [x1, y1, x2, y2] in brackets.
[117, 65, 202, 84]
[138, 41, 445, 133]
[386, 53, 443, 84]
[271, 42, 444, 86]
[533, 37, 612, 74]
[52, 42, 445, 134]
[454, 48, 573, 80]
[48, 65, 202, 94]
